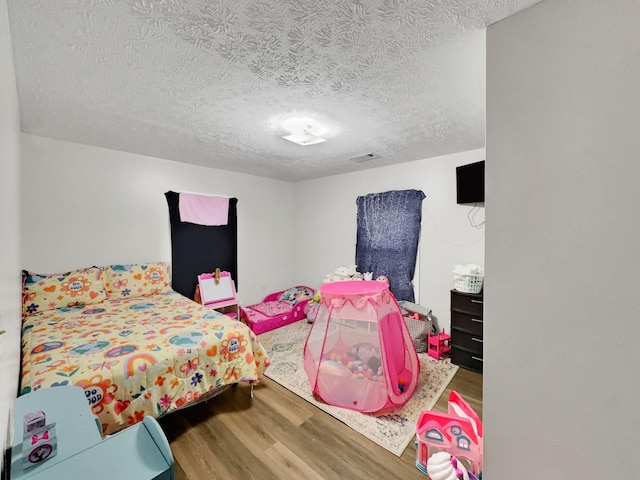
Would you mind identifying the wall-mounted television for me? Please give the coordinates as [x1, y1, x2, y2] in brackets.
[456, 160, 485, 204]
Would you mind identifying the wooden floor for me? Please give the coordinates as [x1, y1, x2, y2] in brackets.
[159, 365, 482, 480]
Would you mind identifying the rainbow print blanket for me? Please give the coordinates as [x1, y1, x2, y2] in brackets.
[20, 291, 269, 435]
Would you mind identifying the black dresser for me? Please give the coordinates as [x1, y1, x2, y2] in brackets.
[450, 289, 483, 373]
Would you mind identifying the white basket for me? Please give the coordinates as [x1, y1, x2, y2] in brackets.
[453, 272, 484, 294]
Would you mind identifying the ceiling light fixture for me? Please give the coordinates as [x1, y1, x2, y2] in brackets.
[282, 129, 327, 146]
[280, 117, 327, 146]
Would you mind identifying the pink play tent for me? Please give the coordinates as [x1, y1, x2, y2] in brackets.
[303, 281, 420, 412]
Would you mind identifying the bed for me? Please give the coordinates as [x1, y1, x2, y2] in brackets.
[20, 263, 270, 435]
[244, 286, 314, 334]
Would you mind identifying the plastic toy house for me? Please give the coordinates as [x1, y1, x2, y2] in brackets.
[303, 280, 419, 412]
[415, 391, 483, 476]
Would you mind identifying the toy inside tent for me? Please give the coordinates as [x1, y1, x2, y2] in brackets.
[303, 280, 420, 412]
[415, 391, 483, 477]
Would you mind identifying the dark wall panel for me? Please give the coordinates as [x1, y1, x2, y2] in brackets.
[165, 191, 237, 299]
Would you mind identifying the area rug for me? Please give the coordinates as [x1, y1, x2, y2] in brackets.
[258, 321, 458, 456]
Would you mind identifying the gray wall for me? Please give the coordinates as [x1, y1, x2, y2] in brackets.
[485, 0, 640, 477]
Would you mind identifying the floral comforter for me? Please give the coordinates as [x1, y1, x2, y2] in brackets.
[20, 291, 270, 435]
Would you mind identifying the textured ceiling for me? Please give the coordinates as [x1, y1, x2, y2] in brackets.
[7, 0, 540, 181]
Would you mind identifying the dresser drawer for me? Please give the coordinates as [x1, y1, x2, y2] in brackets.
[451, 328, 483, 355]
[450, 311, 483, 337]
[451, 291, 483, 316]
[451, 346, 483, 373]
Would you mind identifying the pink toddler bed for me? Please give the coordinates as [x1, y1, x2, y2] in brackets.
[244, 286, 314, 334]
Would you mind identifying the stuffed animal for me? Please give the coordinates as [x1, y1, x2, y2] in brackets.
[323, 265, 367, 283]
[346, 264, 364, 280]
[304, 294, 320, 323]
[349, 342, 382, 373]
[333, 266, 351, 280]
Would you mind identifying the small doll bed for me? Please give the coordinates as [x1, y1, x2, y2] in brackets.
[20, 263, 270, 436]
[244, 286, 314, 334]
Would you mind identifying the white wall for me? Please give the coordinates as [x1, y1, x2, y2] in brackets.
[486, 1, 640, 478]
[20, 135, 296, 305]
[293, 149, 485, 334]
[0, 0, 21, 473]
[20, 136, 485, 333]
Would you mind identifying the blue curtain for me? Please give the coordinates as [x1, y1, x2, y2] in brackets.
[355, 189, 425, 302]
